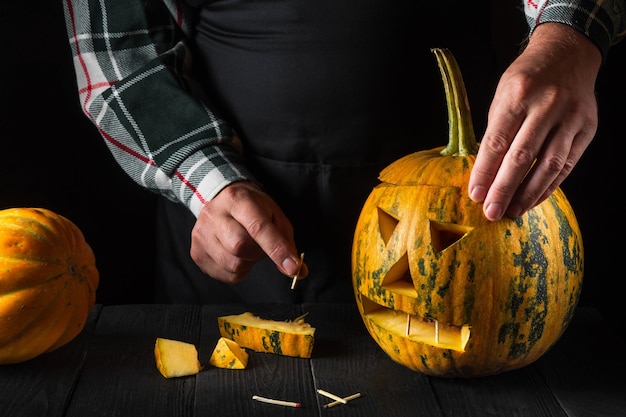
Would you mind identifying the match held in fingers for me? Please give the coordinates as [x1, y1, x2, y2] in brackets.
[252, 395, 301, 408]
[290, 252, 305, 290]
[323, 392, 362, 409]
[316, 389, 347, 404]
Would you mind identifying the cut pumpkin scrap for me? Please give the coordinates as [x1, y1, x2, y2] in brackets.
[217, 312, 315, 358]
[154, 337, 203, 378]
[209, 337, 249, 369]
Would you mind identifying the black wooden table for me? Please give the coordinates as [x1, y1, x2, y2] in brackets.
[1, 303, 624, 417]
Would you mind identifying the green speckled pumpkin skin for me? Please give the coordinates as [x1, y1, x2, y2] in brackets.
[351, 151, 584, 378]
[217, 315, 315, 358]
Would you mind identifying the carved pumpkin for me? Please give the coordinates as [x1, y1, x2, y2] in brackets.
[0, 208, 99, 364]
[351, 49, 584, 378]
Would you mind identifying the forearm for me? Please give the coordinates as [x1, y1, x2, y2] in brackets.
[63, 0, 253, 216]
[524, 0, 626, 60]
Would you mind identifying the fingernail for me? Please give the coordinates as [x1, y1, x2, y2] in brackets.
[484, 203, 503, 221]
[282, 257, 298, 275]
[469, 185, 486, 202]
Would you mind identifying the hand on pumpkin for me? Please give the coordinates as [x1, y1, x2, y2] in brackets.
[469, 23, 601, 221]
[190, 181, 308, 284]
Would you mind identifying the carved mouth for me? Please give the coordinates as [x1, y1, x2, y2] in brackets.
[358, 208, 472, 352]
[359, 297, 471, 352]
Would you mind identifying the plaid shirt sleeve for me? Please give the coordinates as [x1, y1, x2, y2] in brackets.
[524, 0, 626, 60]
[63, 0, 255, 217]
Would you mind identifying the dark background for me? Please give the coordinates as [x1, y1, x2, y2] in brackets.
[2, 2, 624, 327]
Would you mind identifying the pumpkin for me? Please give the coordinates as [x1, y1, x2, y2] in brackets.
[209, 337, 249, 369]
[217, 312, 315, 358]
[351, 49, 584, 378]
[154, 337, 203, 378]
[0, 207, 99, 364]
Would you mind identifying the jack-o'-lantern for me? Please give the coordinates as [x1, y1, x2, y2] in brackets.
[351, 49, 584, 378]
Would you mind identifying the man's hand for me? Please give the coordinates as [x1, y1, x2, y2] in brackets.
[469, 23, 602, 221]
[190, 181, 307, 284]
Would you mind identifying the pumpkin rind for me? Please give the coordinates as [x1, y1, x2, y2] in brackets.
[0, 208, 99, 364]
[209, 337, 249, 369]
[217, 312, 315, 358]
[351, 49, 584, 378]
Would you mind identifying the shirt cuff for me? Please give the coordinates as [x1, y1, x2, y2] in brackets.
[526, 2, 617, 60]
[172, 144, 257, 217]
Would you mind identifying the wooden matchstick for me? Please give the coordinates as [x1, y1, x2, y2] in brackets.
[406, 313, 411, 336]
[323, 392, 362, 408]
[317, 389, 347, 404]
[290, 252, 305, 290]
[252, 395, 301, 408]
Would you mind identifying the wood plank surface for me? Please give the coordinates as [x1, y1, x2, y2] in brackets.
[0, 305, 101, 417]
[535, 308, 626, 417]
[195, 303, 318, 417]
[305, 303, 445, 417]
[306, 304, 625, 417]
[429, 366, 569, 417]
[64, 304, 203, 417]
[305, 304, 570, 417]
[0, 304, 623, 417]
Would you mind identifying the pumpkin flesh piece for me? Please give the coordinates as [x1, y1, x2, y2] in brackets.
[209, 337, 248, 369]
[218, 312, 315, 358]
[154, 337, 203, 378]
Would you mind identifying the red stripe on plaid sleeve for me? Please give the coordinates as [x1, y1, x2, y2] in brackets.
[66, 0, 202, 204]
[101, 127, 205, 204]
[78, 81, 116, 97]
[99, 128, 155, 166]
[65, 0, 95, 119]
[536, 0, 549, 22]
[526, 0, 549, 25]
[174, 0, 184, 27]
[175, 171, 208, 205]
[66, 1, 157, 180]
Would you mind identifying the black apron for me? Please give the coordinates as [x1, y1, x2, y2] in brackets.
[155, 0, 497, 304]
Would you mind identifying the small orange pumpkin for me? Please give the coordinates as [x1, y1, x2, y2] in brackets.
[0, 207, 99, 364]
[351, 49, 584, 377]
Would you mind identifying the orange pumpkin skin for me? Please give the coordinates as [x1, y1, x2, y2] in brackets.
[352, 151, 583, 377]
[0, 208, 99, 364]
[351, 49, 584, 378]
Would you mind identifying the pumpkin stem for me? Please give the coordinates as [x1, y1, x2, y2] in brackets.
[431, 48, 478, 157]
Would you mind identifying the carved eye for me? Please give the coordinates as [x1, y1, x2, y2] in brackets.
[429, 221, 472, 254]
